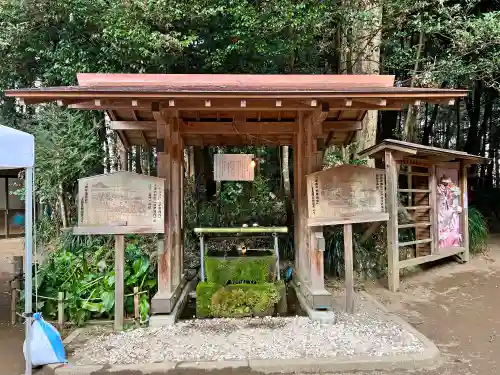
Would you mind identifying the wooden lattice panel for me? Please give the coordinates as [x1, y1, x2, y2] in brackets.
[306, 164, 388, 226]
[77, 171, 164, 233]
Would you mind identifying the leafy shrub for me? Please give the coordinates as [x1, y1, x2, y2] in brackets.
[29, 234, 157, 325]
[206, 283, 281, 318]
[468, 206, 489, 254]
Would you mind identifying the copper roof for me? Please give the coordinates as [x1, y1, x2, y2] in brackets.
[5, 73, 468, 99]
[3, 74, 470, 148]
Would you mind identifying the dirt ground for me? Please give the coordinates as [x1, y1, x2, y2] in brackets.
[361, 234, 500, 375]
[2, 236, 500, 375]
[0, 238, 25, 375]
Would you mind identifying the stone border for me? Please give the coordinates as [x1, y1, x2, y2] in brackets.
[42, 292, 439, 374]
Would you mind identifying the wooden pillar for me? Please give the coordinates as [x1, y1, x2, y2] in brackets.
[170, 117, 182, 287]
[309, 231, 325, 291]
[152, 108, 173, 313]
[344, 224, 354, 313]
[293, 114, 304, 277]
[460, 160, 470, 262]
[180, 137, 185, 277]
[429, 165, 438, 254]
[152, 107, 184, 314]
[385, 150, 400, 292]
[294, 112, 331, 310]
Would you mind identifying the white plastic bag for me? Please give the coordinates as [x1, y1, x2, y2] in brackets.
[23, 312, 67, 367]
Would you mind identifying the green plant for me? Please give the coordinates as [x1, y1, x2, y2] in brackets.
[196, 282, 282, 318]
[468, 206, 489, 254]
[28, 234, 157, 325]
[204, 253, 276, 285]
[324, 225, 388, 280]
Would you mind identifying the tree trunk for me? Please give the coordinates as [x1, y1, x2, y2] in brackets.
[187, 146, 195, 179]
[403, 30, 425, 141]
[352, 0, 382, 165]
[378, 110, 398, 143]
[422, 103, 440, 146]
[455, 99, 461, 150]
[464, 80, 482, 154]
[282, 146, 293, 226]
[135, 145, 142, 174]
[119, 139, 128, 171]
[444, 106, 453, 149]
[58, 183, 68, 228]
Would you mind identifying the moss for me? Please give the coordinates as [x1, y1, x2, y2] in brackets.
[196, 282, 219, 318]
[196, 281, 284, 318]
[205, 255, 276, 285]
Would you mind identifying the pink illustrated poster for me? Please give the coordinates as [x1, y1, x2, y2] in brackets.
[436, 168, 463, 248]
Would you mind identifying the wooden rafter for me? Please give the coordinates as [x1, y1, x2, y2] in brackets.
[109, 119, 361, 134]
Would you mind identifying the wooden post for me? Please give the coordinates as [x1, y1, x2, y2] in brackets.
[180, 137, 185, 278]
[5, 177, 9, 238]
[10, 256, 22, 324]
[10, 281, 18, 325]
[133, 287, 140, 327]
[460, 161, 470, 262]
[385, 150, 400, 292]
[429, 165, 438, 254]
[293, 114, 304, 277]
[154, 111, 173, 301]
[58, 292, 64, 331]
[344, 224, 354, 313]
[310, 231, 325, 291]
[171, 117, 182, 287]
[114, 234, 125, 331]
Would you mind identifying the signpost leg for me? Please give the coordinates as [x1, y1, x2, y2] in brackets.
[114, 234, 124, 331]
[199, 235, 205, 281]
[344, 224, 354, 313]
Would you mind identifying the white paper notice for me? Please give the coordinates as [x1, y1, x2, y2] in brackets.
[214, 154, 255, 181]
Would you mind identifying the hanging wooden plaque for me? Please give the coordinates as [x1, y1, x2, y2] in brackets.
[214, 154, 255, 181]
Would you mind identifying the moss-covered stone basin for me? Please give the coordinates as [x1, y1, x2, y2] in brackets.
[196, 281, 284, 318]
[204, 249, 277, 285]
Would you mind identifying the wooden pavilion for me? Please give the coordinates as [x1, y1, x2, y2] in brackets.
[6, 74, 468, 316]
[359, 140, 488, 292]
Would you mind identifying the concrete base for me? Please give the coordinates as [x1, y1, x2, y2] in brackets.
[293, 276, 332, 310]
[291, 281, 336, 324]
[150, 277, 196, 327]
[151, 277, 186, 314]
[45, 291, 441, 374]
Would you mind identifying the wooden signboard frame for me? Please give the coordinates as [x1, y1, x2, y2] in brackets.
[306, 165, 389, 313]
[73, 171, 165, 330]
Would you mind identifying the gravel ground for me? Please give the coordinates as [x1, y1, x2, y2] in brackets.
[73, 301, 424, 365]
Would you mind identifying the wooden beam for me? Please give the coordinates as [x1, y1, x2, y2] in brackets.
[310, 102, 329, 133]
[355, 98, 387, 107]
[110, 121, 157, 130]
[181, 121, 297, 135]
